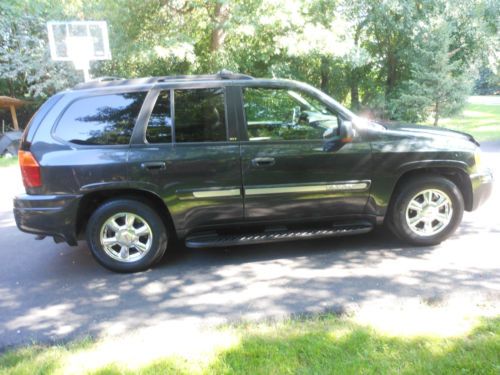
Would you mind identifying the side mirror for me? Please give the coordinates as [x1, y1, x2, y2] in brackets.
[322, 119, 354, 152]
[339, 120, 354, 143]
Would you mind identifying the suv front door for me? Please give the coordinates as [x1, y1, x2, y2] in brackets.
[238, 85, 372, 222]
[128, 85, 243, 233]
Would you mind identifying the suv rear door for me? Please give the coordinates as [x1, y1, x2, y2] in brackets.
[236, 84, 373, 222]
[128, 83, 243, 233]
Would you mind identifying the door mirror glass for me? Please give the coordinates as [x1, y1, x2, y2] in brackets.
[322, 120, 355, 152]
[340, 120, 354, 142]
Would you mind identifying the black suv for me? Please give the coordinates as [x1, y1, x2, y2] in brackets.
[14, 71, 493, 272]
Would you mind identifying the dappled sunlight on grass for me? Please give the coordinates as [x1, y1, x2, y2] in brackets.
[60, 322, 238, 374]
[461, 110, 497, 118]
[353, 294, 499, 337]
[1, 314, 498, 374]
[0, 157, 18, 168]
[207, 316, 499, 375]
[428, 102, 500, 141]
[476, 124, 500, 131]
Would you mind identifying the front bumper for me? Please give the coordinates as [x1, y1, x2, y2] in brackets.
[13, 194, 82, 245]
[469, 169, 493, 211]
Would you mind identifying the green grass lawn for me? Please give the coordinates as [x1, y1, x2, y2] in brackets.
[1, 315, 498, 375]
[0, 157, 18, 168]
[427, 102, 500, 142]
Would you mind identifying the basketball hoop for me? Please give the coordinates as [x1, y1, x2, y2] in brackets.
[47, 21, 111, 82]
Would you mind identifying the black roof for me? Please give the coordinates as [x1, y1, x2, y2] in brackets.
[73, 70, 254, 90]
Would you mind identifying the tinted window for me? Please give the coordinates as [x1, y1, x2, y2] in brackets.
[244, 88, 339, 141]
[146, 90, 172, 143]
[56, 92, 146, 145]
[174, 88, 226, 142]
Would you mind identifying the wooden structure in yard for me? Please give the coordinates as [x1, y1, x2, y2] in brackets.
[0, 96, 25, 131]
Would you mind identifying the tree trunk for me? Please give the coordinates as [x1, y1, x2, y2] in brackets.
[385, 50, 397, 99]
[320, 56, 329, 93]
[210, 2, 230, 52]
[350, 71, 360, 111]
[350, 25, 362, 111]
[8, 79, 14, 97]
[433, 101, 439, 126]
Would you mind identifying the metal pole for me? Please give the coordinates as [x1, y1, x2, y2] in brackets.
[83, 68, 91, 82]
[10, 105, 19, 130]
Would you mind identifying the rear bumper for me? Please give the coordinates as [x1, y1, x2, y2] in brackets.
[13, 194, 82, 245]
[470, 169, 493, 211]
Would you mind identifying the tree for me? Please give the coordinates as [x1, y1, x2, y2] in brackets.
[474, 67, 500, 95]
[391, 24, 471, 125]
[1, 0, 498, 129]
[0, 2, 78, 98]
[0, 1, 79, 128]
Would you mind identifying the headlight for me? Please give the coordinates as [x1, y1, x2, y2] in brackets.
[474, 149, 482, 169]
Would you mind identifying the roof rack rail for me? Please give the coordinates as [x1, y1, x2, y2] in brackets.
[93, 76, 123, 82]
[73, 76, 124, 89]
[217, 69, 254, 80]
[155, 70, 254, 82]
[72, 71, 254, 90]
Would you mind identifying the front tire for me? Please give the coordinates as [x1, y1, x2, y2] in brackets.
[388, 176, 464, 246]
[86, 199, 168, 272]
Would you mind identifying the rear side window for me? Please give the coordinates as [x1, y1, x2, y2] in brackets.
[146, 90, 172, 144]
[55, 92, 146, 145]
[174, 88, 227, 142]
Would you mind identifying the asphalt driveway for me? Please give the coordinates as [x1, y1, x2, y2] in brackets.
[0, 144, 499, 349]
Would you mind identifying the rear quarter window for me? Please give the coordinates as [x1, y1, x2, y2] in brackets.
[22, 94, 63, 146]
[54, 92, 146, 145]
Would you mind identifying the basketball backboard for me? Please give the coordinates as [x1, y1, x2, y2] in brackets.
[47, 21, 111, 81]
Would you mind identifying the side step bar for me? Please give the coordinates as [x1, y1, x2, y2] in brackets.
[185, 222, 374, 248]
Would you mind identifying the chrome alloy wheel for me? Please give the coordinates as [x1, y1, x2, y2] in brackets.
[405, 189, 453, 237]
[100, 212, 153, 262]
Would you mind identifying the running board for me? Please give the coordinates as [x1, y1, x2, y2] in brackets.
[185, 222, 374, 248]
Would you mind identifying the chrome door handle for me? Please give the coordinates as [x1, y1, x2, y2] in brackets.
[141, 161, 166, 170]
[251, 157, 275, 167]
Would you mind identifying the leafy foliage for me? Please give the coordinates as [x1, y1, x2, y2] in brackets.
[0, 0, 498, 129]
[0, 2, 79, 97]
[390, 23, 472, 125]
[475, 67, 500, 95]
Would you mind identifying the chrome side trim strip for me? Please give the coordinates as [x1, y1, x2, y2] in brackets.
[245, 180, 371, 196]
[192, 189, 241, 198]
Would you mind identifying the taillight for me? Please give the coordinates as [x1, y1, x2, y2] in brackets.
[18, 150, 41, 188]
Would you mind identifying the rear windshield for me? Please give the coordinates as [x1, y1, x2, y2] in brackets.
[54, 92, 146, 145]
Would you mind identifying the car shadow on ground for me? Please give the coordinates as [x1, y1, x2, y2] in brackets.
[4, 222, 499, 350]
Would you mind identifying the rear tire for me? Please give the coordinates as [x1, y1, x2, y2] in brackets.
[387, 175, 464, 246]
[86, 199, 168, 273]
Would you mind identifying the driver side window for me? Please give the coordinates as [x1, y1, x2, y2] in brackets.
[243, 87, 340, 141]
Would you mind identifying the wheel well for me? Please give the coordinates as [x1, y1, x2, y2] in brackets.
[76, 189, 176, 239]
[391, 167, 473, 211]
